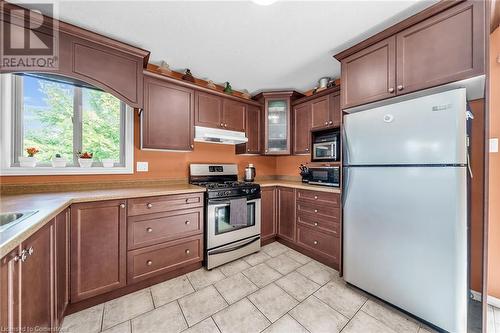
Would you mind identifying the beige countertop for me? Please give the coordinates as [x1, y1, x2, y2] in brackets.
[257, 180, 342, 193]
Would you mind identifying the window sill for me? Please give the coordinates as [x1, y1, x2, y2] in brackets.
[0, 166, 134, 176]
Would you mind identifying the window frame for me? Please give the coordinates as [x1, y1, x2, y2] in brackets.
[0, 73, 134, 175]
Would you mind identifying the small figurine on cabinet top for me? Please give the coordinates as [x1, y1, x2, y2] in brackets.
[182, 69, 195, 82]
[223, 82, 233, 95]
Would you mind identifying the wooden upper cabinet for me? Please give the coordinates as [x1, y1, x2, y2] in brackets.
[341, 36, 396, 109]
[395, 0, 485, 95]
[311, 96, 330, 129]
[70, 200, 127, 302]
[293, 102, 312, 155]
[142, 73, 194, 151]
[236, 104, 261, 154]
[329, 93, 341, 127]
[277, 187, 296, 242]
[222, 100, 246, 132]
[195, 92, 223, 128]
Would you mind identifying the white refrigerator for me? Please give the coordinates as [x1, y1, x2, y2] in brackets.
[343, 89, 469, 332]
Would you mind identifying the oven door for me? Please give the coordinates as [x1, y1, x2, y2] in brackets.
[313, 141, 337, 161]
[207, 198, 261, 249]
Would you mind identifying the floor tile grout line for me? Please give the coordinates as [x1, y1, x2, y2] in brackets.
[338, 297, 368, 332]
[149, 288, 156, 309]
[356, 304, 403, 333]
[99, 303, 105, 332]
[209, 316, 223, 333]
[176, 299, 190, 330]
[244, 296, 274, 332]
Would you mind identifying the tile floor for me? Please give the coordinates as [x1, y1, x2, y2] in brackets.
[62, 242, 441, 333]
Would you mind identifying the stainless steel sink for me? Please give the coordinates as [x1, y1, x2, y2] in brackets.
[0, 210, 38, 233]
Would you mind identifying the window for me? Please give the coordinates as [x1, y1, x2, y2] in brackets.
[0, 73, 134, 174]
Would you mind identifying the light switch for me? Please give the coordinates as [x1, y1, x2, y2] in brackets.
[490, 138, 499, 153]
[136, 161, 149, 172]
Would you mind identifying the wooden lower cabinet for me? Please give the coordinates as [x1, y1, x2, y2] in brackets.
[54, 209, 70, 327]
[260, 187, 277, 243]
[277, 187, 296, 242]
[70, 200, 127, 302]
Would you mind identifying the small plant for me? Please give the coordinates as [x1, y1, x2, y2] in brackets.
[77, 151, 93, 159]
[26, 147, 39, 157]
[55, 153, 62, 158]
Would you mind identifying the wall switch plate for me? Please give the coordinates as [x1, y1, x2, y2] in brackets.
[136, 162, 149, 172]
[490, 138, 499, 153]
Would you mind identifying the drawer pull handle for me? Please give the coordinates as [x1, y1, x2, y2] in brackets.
[185, 220, 190, 225]
[147, 203, 153, 209]
[314, 209, 318, 213]
[185, 199, 189, 204]
[185, 249, 190, 255]
[314, 222, 318, 226]
[314, 196, 318, 200]
[146, 260, 153, 266]
[146, 227, 153, 233]
[313, 240, 318, 245]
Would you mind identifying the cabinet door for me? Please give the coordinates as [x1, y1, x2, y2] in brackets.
[293, 102, 312, 155]
[0, 247, 20, 331]
[311, 96, 330, 129]
[222, 99, 246, 132]
[396, 1, 485, 95]
[142, 76, 194, 150]
[329, 93, 341, 127]
[277, 187, 296, 242]
[195, 91, 223, 129]
[341, 36, 396, 109]
[237, 104, 261, 154]
[264, 98, 291, 155]
[261, 187, 276, 242]
[54, 209, 69, 326]
[20, 222, 54, 331]
[71, 200, 127, 302]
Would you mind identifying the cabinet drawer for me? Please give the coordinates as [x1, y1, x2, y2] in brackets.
[127, 235, 203, 284]
[127, 193, 204, 216]
[128, 208, 203, 250]
[297, 212, 339, 236]
[296, 190, 340, 207]
[296, 225, 339, 260]
[296, 201, 339, 221]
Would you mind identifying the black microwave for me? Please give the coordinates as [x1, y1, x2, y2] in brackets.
[302, 166, 340, 187]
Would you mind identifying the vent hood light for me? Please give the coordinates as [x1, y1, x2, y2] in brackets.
[194, 126, 248, 145]
[252, 0, 278, 6]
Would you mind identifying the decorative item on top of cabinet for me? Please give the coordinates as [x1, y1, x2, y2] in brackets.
[142, 71, 195, 151]
[207, 80, 217, 89]
[335, 0, 485, 109]
[261, 186, 277, 244]
[182, 69, 195, 83]
[254, 91, 304, 155]
[158, 61, 172, 75]
[223, 82, 233, 95]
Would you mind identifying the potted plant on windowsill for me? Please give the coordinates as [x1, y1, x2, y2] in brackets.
[51, 153, 67, 168]
[77, 151, 93, 168]
[101, 159, 115, 168]
[19, 147, 39, 167]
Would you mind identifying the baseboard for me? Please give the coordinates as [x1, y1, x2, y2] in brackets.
[469, 289, 500, 308]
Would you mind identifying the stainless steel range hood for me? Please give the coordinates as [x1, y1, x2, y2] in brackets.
[194, 126, 248, 145]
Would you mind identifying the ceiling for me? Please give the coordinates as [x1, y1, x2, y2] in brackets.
[16, 0, 437, 94]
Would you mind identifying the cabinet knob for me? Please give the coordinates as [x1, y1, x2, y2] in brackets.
[27, 247, 34, 256]
[305, 148, 309, 152]
[324, 121, 328, 125]
[314, 209, 318, 213]
[147, 203, 153, 209]
[314, 222, 318, 226]
[190, 144, 194, 149]
[397, 85, 404, 91]
[146, 260, 153, 266]
[314, 195, 318, 200]
[388, 87, 395, 93]
[313, 240, 318, 245]
[329, 120, 333, 125]
[220, 123, 224, 127]
[224, 123, 227, 128]
[146, 227, 153, 233]
[185, 220, 190, 225]
[120, 203, 126, 209]
[265, 149, 268, 153]
[185, 198, 190, 203]
[185, 249, 191, 255]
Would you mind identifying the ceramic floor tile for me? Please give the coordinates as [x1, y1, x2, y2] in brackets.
[178, 285, 228, 326]
[362, 299, 419, 333]
[102, 321, 131, 333]
[60, 303, 104, 333]
[131, 301, 187, 333]
[242, 262, 282, 288]
[247, 283, 298, 322]
[219, 259, 251, 277]
[261, 241, 289, 257]
[186, 267, 226, 290]
[262, 314, 308, 333]
[150, 275, 195, 307]
[212, 298, 271, 333]
[214, 272, 258, 304]
[313, 281, 366, 318]
[289, 296, 348, 333]
[243, 250, 272, 266]
[285, 249, 312, 265]
[181, 317, 221, 333]
[102, 289, 154, 330]
[275, 271, 320, 301]
[341, 310, 397, 333]
[296, 260, 338, 285]
[265, 253, 302, 275]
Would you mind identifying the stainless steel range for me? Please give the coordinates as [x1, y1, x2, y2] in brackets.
[189, 164, 261, 269]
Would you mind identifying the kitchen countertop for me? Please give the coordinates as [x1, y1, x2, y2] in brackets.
[257, 180, 342, 193]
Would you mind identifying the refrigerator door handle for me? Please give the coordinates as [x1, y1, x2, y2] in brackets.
[342, 166, 350, 208]
[342, 126, 350, 166]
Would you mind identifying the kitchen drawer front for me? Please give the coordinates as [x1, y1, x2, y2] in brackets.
[296, 190, 340, 207]
[296, 225, 339, 261]
[297, 212, 340, 236]
[127, 235, 203, 284]
[296, 201, 339, 221]
[128, 208, 203, 250]
[127, 193, 204, 216]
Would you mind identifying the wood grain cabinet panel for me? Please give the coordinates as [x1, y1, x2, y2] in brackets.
[293, 102, 312, 155]
[70, 200, 127, 302]
[142, 74, 194, 150]
[195, 92, 223, 129]
[296, 225, 339, 265]
[277, 187, 296, 242]
[341, 36, 396, 109]
[395, 0, 485, 95]
[261, 187, 277, 242]
[127, 193, 203, 216]
[329, 93, 341, 127]
[311, 96, 330, 129]
[222, 99, 246, 132]
[0, 247, 20, 331]
[54, 209, 70, 327]
[236, 104, 261, 154]
[296, 190, 340, 207]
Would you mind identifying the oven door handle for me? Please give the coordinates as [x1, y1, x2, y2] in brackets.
[209, 236, 260, 255]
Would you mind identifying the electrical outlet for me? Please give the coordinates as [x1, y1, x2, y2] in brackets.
[490, 138, 499, 153]
[136, 161, 149, 172]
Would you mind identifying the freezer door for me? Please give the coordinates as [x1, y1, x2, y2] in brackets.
[343, 166, 467, 332]
[343, 89, 467, 165]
